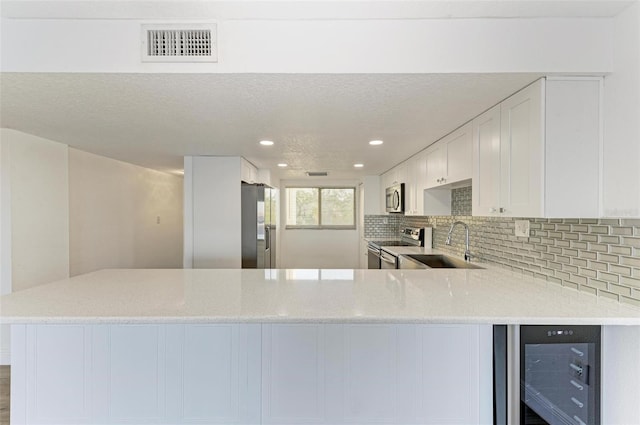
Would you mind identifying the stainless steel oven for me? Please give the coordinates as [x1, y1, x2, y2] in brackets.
[367, 245, 381, 269]
[380, 249, 398, 269]
[367, 227, 425, 269]
[367, 246, 399, 269]
[520, 325, 601, 425]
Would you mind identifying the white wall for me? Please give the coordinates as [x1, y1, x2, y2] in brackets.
[69, 148, 183, 276]
[603, 2, 640, 217]
[0, 129, 70, 364]
[279, 180, 360, 269]
[1, 129, 70, 291]
[1, 17, 612, 74]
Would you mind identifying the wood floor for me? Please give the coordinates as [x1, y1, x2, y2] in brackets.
[0, 366, 9, 425]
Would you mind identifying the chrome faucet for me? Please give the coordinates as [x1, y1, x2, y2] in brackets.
[445, 221, 472, 262]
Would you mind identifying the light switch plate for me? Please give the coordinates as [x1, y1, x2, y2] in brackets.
[515, 220, 530, 237]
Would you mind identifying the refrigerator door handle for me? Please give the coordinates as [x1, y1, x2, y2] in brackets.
[265, 226, 270, 251]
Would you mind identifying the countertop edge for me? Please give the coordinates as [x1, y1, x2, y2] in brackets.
[3, 317, 640, 326]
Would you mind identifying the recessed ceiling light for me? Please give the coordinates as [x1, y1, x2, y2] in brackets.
[354, 163, 364, 168]
[277, 163, 288, 167]
[259, 140, 274, 146]
[369, 140, 383, 146]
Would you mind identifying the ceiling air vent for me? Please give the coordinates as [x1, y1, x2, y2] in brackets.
[141, 23, 217, 63]
[307, 171, 328, 177]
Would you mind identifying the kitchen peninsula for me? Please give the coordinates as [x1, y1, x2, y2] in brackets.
[2, 263, 640, 424]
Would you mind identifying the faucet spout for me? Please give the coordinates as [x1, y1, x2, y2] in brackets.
[446, 221, 472, 262]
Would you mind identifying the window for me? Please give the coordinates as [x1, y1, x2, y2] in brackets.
[286, 187, 356, 229]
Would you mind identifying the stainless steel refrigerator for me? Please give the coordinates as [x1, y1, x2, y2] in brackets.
[241, 183, 277, 268]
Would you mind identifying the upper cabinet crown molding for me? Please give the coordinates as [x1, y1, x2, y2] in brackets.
[472, 77, 603, 218]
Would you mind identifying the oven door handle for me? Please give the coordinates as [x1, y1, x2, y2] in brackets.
[380, 253, 397, 264]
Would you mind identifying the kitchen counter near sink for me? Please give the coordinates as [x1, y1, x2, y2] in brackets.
[2, 259, 639, 325]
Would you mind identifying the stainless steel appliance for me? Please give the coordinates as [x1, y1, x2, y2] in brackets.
[385, 183, 405, 213]
[380, 249, 398, 269]
[241, 183, 276, 269]
[367, 227, 424, 269]
[520, 325, 601, 425]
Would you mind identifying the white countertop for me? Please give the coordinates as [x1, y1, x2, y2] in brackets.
[2, 251, 639, 325]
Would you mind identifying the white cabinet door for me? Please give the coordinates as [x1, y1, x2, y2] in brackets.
[404, 159, 416, 215]
[424, 122, 472, 190]
[394, 162, 408, 187]
[444, 121, 473, 184]
[545, 78, 602, 218]
[425, 145, 445, 189]
[500, 79, 544, 217]
[405, 156, 426, 216]
[241, 158, 258, 183]
[472, 105, 501, 216]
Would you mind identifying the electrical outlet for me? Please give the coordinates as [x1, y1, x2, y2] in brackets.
[515, 220, 530, 237]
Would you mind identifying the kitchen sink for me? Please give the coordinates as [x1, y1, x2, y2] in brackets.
[399, 254, 484, 270]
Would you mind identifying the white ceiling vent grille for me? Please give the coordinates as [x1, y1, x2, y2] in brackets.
[142, 24, 217, 63]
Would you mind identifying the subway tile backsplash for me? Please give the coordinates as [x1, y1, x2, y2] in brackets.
[364, 214, 402, 239]
[451, 185, 472, 216]
[365, 188, 640, 307]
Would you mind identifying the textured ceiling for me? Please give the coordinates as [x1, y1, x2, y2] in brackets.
[0, 73, 542, 179]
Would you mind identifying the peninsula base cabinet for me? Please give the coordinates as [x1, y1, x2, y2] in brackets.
[10, 324, 263, 425]
[11, 324, 492, 425]
[261, 324, 492, 424]
[12, 324, 639, 424]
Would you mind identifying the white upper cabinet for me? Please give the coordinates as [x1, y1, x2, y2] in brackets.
[424, 122, 473, 189]
[443, 121, 473, 185]
[472, 105, 501, 216]
[544, 78, 601, 218]
[424, 145, 445, 190]
[472, 77, 602, 218]
[405, 152, 427, 216]
[499, 78, 544, 217]
[241, 158, 258, 184]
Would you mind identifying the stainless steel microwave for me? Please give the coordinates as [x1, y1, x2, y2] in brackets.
[385, 184, 404, 213]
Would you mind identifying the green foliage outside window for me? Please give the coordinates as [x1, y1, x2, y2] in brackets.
[286, 187, 355, 228]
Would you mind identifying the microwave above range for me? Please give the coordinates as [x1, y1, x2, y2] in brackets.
[385, 183, 405, 213]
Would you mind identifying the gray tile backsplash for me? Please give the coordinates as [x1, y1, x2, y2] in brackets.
[364, 214, 402, 239]
[451, 185, 472, 216]
[365, 188, 640, 307]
